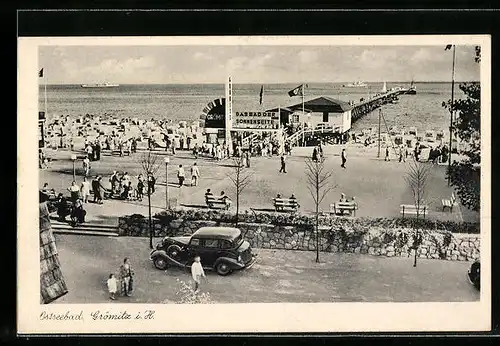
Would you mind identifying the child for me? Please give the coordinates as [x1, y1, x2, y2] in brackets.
[191, 255, 205, 293]
[107, 273, 118, 300]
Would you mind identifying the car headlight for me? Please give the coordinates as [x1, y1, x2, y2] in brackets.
[238, 255, 242, 263]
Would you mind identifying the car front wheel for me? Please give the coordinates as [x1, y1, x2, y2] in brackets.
[153, 256, 168, 270]
[166, 245, 182, 260]
[216, 262, 232, 276]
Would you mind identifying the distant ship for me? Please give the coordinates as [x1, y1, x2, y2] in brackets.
[342, 81, 368, 88]
[81, 83, 119, 88]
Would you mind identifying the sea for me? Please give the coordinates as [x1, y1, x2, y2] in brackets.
[39, 82, 463, 133]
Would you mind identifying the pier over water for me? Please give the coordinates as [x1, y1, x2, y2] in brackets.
[351, 88, 408, 123]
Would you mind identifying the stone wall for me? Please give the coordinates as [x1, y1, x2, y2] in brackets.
[118, 214, 480, 262]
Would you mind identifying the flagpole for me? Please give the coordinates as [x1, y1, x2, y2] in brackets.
[44, 71, 47, 117]
[302, 83, 305, 115]
[302, 84, 305, 146]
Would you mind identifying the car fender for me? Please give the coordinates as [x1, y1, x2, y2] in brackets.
[214, 257, 244, 270]
[150, 249, 167, 260]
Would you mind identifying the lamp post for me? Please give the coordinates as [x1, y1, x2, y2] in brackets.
[448, 44, 456, 186]
[70, 154, 77, 181]
[164, 157, 170, 209]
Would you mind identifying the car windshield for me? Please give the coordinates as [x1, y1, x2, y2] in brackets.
[233, 233, 243, 247]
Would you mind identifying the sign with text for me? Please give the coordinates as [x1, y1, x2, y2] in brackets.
[234, 111, 280, 129]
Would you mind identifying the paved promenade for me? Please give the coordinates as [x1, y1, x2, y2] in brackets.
[39, 144, 479, 226]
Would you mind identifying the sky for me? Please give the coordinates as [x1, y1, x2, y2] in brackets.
[39, 45, 480, 84]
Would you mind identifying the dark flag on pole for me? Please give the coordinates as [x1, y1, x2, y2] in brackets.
[39, 68, 44, 77]
[259, 85, 264, 105]
[288, 84, 304, 97]
[445, 45, 453, 51]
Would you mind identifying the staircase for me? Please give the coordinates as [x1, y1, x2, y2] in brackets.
[51, 220, 119, 237]
[241, 132, 260, 147]
[285, 125, 342, 147]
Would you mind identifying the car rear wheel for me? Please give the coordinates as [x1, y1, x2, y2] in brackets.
[166, 245, 182, 260]
[153, 256, 168, 270]
[216, 262, 231, 276]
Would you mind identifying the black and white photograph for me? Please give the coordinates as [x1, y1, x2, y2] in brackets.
[18, 35, 490, 333]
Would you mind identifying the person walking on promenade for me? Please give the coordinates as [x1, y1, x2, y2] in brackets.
[399, 146, 404, 163]
[385, 146, 390, 161]
[137, 174, 145, 201]
[177, 164, 185, 187]
[190, 162, 200, 187]
[68, 181, 80, 203]
[119, 258, 134, 297]
[179, 136, 184, 151]
[312, 147, 318, 162]
[96, 140, 102, 160]
[96, 176, 106, 203]
[110, 171, 119, 196]
[191, 255, 206, 293]
[85, 143, 93, 161]
[279, 154, 287, 173]
[107, 274, 118, 300]
[341, 148, 347, 169]
[148, 174, 156, 194]
[131, 137, 137, 153]
[172, 137, 177, 155]
[91, 176, 100, 203]
[82, 156, 90, 177]
[70, 137, 75, 152]
[119, 140, 124, 157]
[193, 143, 199, 159]
[245, 151, 250, 168]
[80, 176, 91, 203]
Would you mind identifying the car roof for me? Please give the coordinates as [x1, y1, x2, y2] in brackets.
[192, 227, 241, 240]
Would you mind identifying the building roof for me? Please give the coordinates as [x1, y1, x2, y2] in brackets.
[265, 106, 294, 114]
[288, 96, 353, 113]
[192, 227, 241, 240]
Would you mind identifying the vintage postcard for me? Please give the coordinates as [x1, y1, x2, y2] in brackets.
[18, 35, 491, 334]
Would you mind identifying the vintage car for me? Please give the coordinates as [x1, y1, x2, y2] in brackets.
[149, 226, 257, 276]
[467, 259, 480, 291]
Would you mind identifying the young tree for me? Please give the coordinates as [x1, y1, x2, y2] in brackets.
[227, 156, 252, 224]
[404, 158, 431, 267]
[305, 157, 335, 263]
[442, 48, 481, 212]
[139, 150, 162, 249]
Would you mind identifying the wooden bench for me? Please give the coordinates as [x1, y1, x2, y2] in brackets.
[205, 195, 230, 210]
[111, 149, 131, 156]
[400, 204, 428, 218]
[273, 198, 300, 212]
[442, 193, 457, 212]
[330, 201, 358, 216]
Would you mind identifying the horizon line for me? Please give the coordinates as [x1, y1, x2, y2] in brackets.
[42, 80, 479, 86]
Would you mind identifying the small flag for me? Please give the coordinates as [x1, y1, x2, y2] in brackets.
[259, 85, 264, 105]
[445, 44, 453, 51]
[288, 84, 304, 97]
[39, 68, 44, 77]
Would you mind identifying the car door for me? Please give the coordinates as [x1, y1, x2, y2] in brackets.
[198, 238, 220, 267]
[186, 237, 202, 266]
